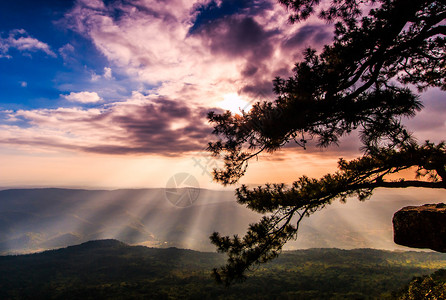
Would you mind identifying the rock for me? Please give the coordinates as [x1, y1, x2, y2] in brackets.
[393, 203, 446, 252]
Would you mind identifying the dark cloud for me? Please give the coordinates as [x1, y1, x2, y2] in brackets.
[240, 81, 275, 100]
[189, 4, 320, 106]
[272, 66, 292, 78]
[234, 24, 332, 103]
[283, 24, 332, 49]
[101, 99, 211, 154]
[198, 16, 278, 60]
[194, 13, 282, 97]
[155, 98, 191, 118]
[4, 97, 214, 156]
[241, 64, 259, 77]
[240, 65, 293, 100]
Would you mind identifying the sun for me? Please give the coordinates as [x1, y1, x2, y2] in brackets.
[217, 93, 252, 114]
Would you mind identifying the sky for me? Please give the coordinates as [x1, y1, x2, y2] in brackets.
[0, 0, 445, 190]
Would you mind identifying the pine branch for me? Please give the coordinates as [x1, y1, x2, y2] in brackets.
[210, 142, 446, 284]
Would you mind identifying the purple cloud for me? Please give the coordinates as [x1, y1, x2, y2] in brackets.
[283, 24, 332, 49]
[0, 94, 214, 155]
[6, 0, 420, 160]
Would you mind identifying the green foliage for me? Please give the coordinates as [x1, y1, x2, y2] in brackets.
[1, 240, 446, 299]
[395, 269, 446, 299]
[207, 0, 446, 285]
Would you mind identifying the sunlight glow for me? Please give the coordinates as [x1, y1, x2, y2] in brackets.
[217, 93, 252, 114]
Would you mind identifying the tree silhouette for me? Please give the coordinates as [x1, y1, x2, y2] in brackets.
[207, 0, 446, 285]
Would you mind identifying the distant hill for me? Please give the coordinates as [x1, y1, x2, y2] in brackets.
[0, 240, 445, 299]
[0, 188, 260, 254]
[0, 188, 445, 254]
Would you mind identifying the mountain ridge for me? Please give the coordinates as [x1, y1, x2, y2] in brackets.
[1, 187, 445, 254]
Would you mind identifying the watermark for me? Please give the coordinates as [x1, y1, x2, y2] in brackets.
[165, 173, 200, 208]
[191, 151, 220, 181]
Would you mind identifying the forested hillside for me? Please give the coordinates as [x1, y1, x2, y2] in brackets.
[0, 240, 445, 299]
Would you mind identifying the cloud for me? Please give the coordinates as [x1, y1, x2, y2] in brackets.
[61, 0, 313, 95]
[92, 67, 114, 81]
[283, 24, 332, 49]
[0, 92, 214, 155]
[195, 16, 278, 60]
[59, 43, 75, 61]
[0, 29, 56, 58]
[0, 0, 349, 158]
[103, 67, 113, 79]
[402, 88, 446, 143]
[63, 91, 103, 103]
[91, 72, 101, 82]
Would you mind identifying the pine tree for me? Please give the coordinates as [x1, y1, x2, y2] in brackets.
[207, 0, 446, 285]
